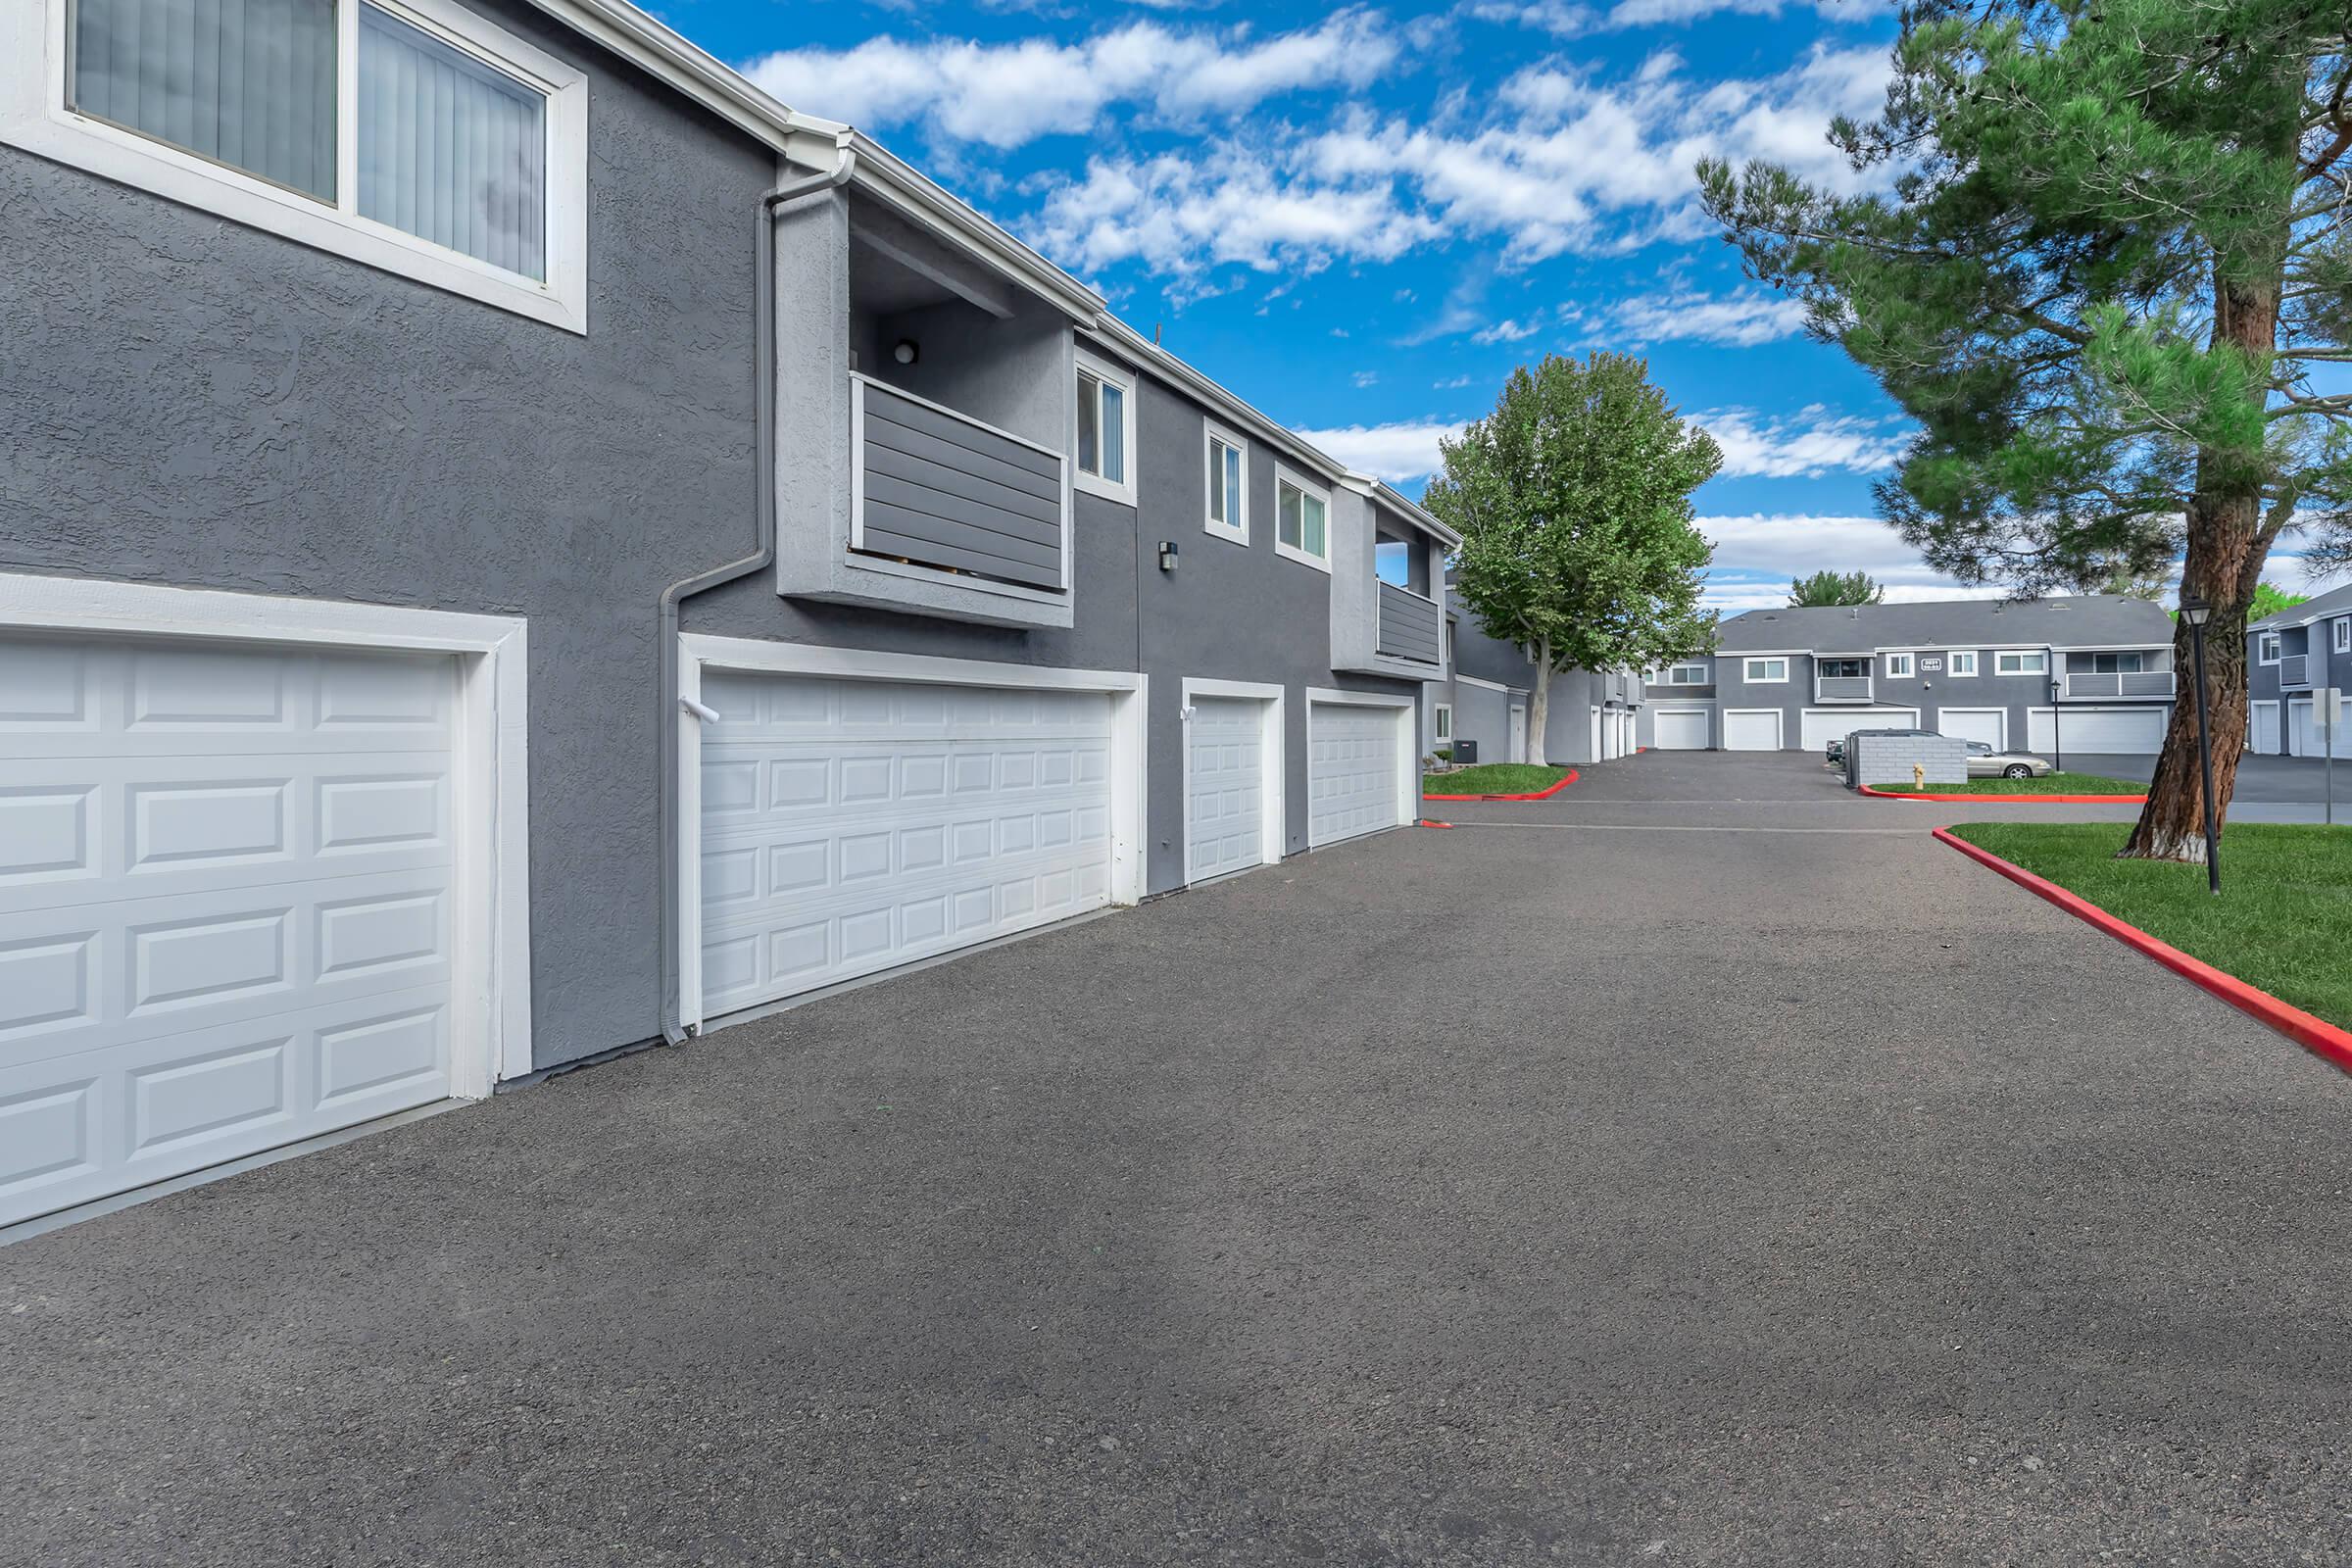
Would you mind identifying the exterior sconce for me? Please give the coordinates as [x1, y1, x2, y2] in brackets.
[893, 339, 918, 365]
[1158, 540, 1179, 573]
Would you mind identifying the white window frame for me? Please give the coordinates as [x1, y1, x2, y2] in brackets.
[1743, 657, 1789, 684]
[1947, 650, 1979, 678]
[2257, 631, 2281, 664]
[1665, 662, 1710, 685]
[1073, 348, 1138, 506]
[1434, 703, 1453, 742]
[1884, 652, 1915, 678]
[2335, 618, 2350, 655]
[1, 0, 589, 333]
[1202, 420, 1249, 545]
[1995, 649, 2048, 676]
[1272, 464, 1332, 572]
[0, 569, 533, 1094]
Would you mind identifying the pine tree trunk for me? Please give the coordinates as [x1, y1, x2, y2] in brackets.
[1526, 640, 1551, 767]
[2118, 262, 2277, 863]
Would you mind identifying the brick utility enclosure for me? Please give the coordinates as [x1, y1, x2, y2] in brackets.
[1847, 732, 1970, 788]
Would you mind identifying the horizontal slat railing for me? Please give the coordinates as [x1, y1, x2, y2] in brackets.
[1814, 674, 1873, 702]
[1376, 582, 1443, 664]
[853, 375, 1067, 593]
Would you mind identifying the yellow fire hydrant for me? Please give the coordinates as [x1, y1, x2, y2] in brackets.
[1913, 762, 1926, 791]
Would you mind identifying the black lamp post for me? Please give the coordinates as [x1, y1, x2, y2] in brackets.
[2177, 590, 2223, 895]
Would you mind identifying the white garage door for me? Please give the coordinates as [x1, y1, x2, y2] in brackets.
[2252, 701, 2280, 755]
[1653, 708, 1708, 750]
[1186, 696, 1267, 883]
[1936, 708, 2006, 749]
[1308, 700, 1406, 848]
[2, 635, 464, 1228]
[1722, 710, 1783, 751]
[2029, 706, 2167, 754]
[697, 671, 1113, 1017]
[2301, 700, 2352, 758]
[1799, 707, 1919, 752]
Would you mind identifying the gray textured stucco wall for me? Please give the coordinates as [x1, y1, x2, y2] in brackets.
[0, 0, 778, 1070]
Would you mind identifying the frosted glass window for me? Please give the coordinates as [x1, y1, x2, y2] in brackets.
[359, 4, 547, 279]
[69, 0, 338, 200]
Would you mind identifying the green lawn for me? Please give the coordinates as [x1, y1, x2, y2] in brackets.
[1424, 762, 1575, 796]
[1881, 771, 2146, 796]
[1948, 822, 2352, 1029]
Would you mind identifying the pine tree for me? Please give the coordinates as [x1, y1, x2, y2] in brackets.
[1788, 569, 1886, 606]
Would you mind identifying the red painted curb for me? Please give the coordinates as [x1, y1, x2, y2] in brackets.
[1425, 767, 1581, 802]
[1419, 819, 1455, 829]
[1934, 827, 2352, 1074]
[1859, 783, 2148, 804]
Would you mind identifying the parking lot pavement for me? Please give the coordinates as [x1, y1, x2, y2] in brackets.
[5, 751, 2349, 1566]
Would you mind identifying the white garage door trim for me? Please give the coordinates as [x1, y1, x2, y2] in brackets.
[1936, 707, 2006, 750]
[1653, 706, 1709, 750]
[673, 636, 1147, 1034]
[1180, 677, 1284, 887]
[1798, 707, 1920, 753]
[1722, 708, 1784, 751]
[0, 572, 531, 1232]
[1304, 686, 1414, 849]
[2251, 699, 2280, 755]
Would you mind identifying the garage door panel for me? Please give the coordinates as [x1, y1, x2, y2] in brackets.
[1308, 702, 1405, 848]
[1799, 709, 1919, 752]
[1723, 710, 1782, 751]
[2031, 706, 2167, 753]
[0, 635, 464, 1228]
[1654, 709, 1708, 750]
[698, 671, 1115, 1017]
[1936, 709, 2006, 749]
[1187, 696, 1266, 883]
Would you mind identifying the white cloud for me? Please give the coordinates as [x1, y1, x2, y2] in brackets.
[1352, 369, 1380, 387]
[1474, 317, 1544, 343]
[1697, 405, 1910, 478]
[1291, 419, 1468, 482]
[740, 11, 1398, 149]
[1435, 374, 1477, 389]
[1694, 514, 2000, 610]
[1608, 288, 1808, 347]
[1607, 0, 1894, 26]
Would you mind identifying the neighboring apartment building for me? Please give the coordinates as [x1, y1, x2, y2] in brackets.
[0, 0, 1453, 1229]
[1425, 595, 1645, 766]
[2248, 582, 2352, 758]
[1642, 597, 2179, 754]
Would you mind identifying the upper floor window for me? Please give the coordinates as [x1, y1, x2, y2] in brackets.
[1660, 662, 1709, 685]
[2336, 618, 2350, 654]
[1817, 658, 1867, 680]
[1947, 650, 1979, 677]
[1994, 650, 2047, 675]
[1073, 350, 1136, 505]
[2257, 632, 2282, 663]
[1203, 423, 1247, 543]
[1274, 467, 1329, 571]
[1884, 653, 1915, 678]
[8, 0, 588, 330]
[2090, 652, 2144, 673]
[1743, 657, 1788, 683]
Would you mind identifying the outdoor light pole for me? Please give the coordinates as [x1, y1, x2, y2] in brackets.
[2178, 592, 2224, 896]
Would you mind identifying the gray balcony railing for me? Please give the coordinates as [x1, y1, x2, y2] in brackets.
[1375, 581, 1443, 664]
[1814, 674, 1874, 702]
[2280, 653, 2310, 688]
[2060, 669, 2178, 700]
[851, 374, 1068, 593]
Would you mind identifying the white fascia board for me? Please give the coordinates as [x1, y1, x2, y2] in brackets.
[1363, 480, 1461, 550]
[842, 132, 1104, 323]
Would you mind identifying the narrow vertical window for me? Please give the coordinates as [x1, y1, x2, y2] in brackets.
[1205, 428, 1247, 541]
[1077, 371, 1101, 474]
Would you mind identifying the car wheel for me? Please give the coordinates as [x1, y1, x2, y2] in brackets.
[2003, 763, 2033, 779]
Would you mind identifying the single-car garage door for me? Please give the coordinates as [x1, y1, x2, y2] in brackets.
[1307, 699, 1407, 848]
[2, 635, 466, 1228]
[1186, 695, 1270, 883]
[2252, 700, 2280, 755]
[1936, 708, 2006, 749]
[1722, 710, 1782, 751]
[1654, 708, 1708, 750]
[697, 671, 1114, 1018]
[1799, 707, 1920, 753]
[2029, 706, 2168, 754]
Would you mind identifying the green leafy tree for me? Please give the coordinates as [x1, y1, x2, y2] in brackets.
[1699, 0, 2352, 862]
[2248, 581, 2311, 621]
[1424, 353, 1720, 765]
[1788, 569, 1886, 606]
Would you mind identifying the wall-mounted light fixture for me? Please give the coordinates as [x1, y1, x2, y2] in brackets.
[893, 339, 919, 366]
[1158, 540, 1180, 573]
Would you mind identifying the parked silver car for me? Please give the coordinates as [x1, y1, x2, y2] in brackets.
[1964, 740, 2055, 779]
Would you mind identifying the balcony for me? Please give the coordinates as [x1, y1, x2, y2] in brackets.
[2058, 669, 2177, 700]
[1375, 582, 1443, 667]
[1814, 674, 1874, 703]
[2280, 653, 2311, 689]
[851, 374, 1068, 596]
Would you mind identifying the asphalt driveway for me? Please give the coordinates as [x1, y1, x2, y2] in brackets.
[6, 751, 2348, 1566]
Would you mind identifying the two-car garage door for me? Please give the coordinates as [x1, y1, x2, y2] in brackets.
[696, 670, 1116, 1020]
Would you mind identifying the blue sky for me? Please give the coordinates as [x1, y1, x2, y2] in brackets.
[651, 0, 2060, 609]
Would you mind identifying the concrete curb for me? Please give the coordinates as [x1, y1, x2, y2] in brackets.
[1859, 783, 2148, 804]
[1425, 768, 1581, 803]
[1934, 826, 2352, 1074]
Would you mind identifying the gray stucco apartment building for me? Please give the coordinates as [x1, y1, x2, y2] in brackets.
[0, 0, 1456, 1228]
[1423, 591, 1645, 768]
